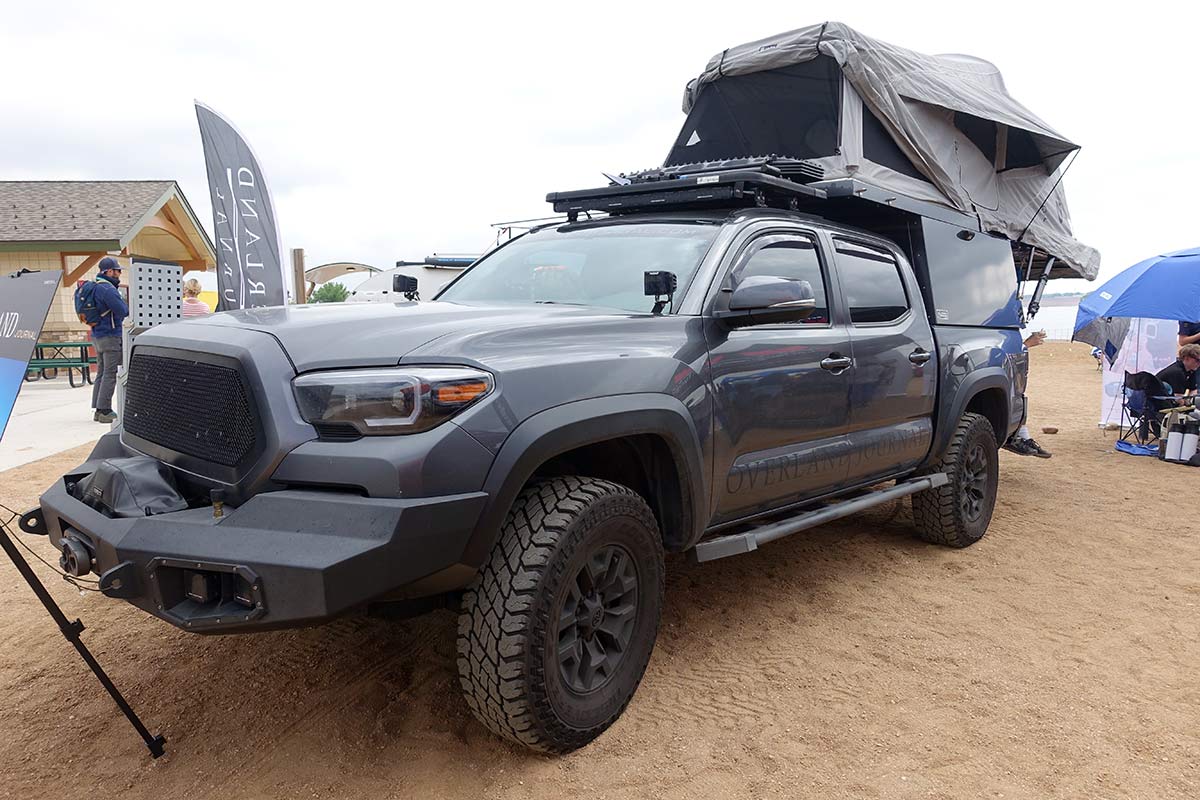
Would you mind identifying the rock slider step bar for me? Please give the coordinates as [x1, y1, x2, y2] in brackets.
[691, 473, 950, 562]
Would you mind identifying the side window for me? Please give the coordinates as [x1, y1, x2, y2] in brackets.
[834, 239, 909, 324]
[733, 235, 829, 324]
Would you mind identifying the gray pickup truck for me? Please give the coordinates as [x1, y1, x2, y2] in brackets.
[25, 166, 1030, 753]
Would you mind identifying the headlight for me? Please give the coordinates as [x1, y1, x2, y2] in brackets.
[293, 367, 493, 436]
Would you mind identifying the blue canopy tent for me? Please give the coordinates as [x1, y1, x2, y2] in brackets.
[1073, 246, 1200, 363]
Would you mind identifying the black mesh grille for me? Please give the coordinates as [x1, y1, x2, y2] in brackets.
[124, 353, 258, 467]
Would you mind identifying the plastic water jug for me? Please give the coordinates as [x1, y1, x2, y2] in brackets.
[1180, 421, 1200, 463]
[1165, 419, 1186, 462]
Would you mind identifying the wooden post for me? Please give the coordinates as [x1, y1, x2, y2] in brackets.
[291, 248, 306, 304]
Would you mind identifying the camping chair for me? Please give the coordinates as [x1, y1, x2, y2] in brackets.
[1120, 371, 1176, 445]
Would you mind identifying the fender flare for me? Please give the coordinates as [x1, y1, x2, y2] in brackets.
[928, 368, 1011, 464]
[461, 394, 707, 565]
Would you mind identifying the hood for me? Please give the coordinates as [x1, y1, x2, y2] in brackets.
[186, 300, 673, 372]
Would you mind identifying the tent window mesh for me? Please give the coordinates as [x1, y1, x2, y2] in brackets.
[953, 112, 997, 165]
[862, 106, 928, 181]
[1004, 129, 1044, 170]
[666, 56, 841, 165]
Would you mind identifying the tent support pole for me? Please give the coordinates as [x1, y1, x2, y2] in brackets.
[1027, 257, 1056, 320]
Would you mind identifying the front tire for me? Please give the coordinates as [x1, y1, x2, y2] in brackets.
[911, 412, 999, 548]
[456, 476, 664, 753]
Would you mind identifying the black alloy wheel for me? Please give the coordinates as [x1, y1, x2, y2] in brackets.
[556, 544, 640, 695]
[960, 442, 990, 523]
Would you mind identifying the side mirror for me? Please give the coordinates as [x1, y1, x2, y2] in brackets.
[719, 276, 816, 327]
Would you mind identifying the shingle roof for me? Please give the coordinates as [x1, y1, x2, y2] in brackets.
[0, 180, 177, 244]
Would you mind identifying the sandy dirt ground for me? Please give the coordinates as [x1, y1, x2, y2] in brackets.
[0, 341, 1196, 799]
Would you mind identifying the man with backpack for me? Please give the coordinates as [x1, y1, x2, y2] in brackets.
[75, 256, 128, 423]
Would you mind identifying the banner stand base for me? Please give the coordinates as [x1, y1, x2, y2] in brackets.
[0, 513, 165, 759]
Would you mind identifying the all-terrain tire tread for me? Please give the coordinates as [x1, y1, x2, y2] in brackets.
[911, 411, 997, 548]
[456, 476, 661, 753]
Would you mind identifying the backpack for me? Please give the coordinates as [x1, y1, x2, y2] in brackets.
[73, 279, 110, 327]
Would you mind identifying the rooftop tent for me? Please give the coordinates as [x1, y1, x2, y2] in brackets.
[670, 22, 1099, 279]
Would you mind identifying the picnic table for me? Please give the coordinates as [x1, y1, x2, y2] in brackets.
[24, 340, 97, 387]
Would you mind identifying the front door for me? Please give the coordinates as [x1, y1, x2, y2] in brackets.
[705, 228, 854, 526]
[830, 237, 937, 485]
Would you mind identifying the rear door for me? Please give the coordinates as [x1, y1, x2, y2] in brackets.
[705, 226, 854, 525]
[830, 237, 937, 485]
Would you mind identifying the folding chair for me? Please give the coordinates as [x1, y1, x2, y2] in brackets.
[1120, 371, 1175, 445]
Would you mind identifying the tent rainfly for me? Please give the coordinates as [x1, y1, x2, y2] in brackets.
[670, 21, 1098, 279]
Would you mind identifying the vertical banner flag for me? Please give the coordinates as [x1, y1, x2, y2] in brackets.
[0, 271, 59, 443]
[195, 102, 286, 310]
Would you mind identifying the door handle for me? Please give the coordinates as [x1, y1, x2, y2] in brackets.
[820, 354, 853, 372]
[908, 348, 932, 365]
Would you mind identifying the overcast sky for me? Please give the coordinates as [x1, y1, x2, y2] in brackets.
[2, 1, 1196, 295]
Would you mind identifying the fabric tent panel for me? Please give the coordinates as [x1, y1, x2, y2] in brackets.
[887, 79, 1074, 166]
[838, 76, 864, 168]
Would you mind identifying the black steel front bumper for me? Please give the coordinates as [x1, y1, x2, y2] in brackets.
[37, 460, 487, 633]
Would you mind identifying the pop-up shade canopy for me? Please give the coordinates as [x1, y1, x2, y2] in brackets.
[670, 22, 1099, 279]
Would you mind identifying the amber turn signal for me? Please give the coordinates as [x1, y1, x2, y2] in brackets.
[434, 381, 490, 404]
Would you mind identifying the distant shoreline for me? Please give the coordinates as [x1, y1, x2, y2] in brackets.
[1037, 295, 1084, 308]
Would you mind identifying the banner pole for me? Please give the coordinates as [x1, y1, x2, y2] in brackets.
[291, 248, 306, 304]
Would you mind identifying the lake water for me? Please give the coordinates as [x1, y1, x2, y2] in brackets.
[1030, 303, 1080, 340]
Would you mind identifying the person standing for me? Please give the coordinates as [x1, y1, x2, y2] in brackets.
[1003, 329, 1053, 458]
[181, 277, 212, 318]
[1178, 321, 1200, 347]
[88, 257, 128, 423]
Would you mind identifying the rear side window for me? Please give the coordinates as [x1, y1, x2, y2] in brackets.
[834, 239, 909, 324]
[734, 235, 829, 324]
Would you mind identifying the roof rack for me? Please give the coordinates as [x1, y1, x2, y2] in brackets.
[546, 156, 829, 220]
[630, 155, 825, 184]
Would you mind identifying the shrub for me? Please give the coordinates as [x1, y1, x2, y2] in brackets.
[308, 282, 350, 303]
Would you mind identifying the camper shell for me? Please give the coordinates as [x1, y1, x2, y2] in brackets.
[549, 157, 1024, 330]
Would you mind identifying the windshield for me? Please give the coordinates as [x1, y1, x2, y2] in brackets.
[438, 222, 719, 313]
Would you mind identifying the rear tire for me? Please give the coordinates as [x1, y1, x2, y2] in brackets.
[911, 412, 998, 548]
[456, 476, 664, 753]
